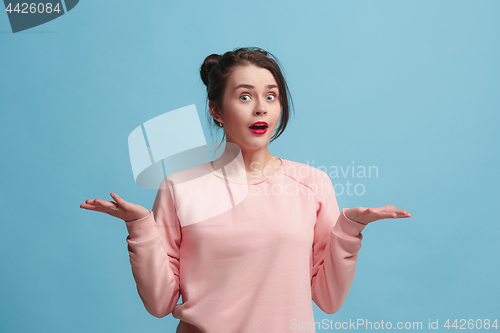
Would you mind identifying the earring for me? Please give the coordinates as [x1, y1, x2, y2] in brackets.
[219, 120, 223, 127]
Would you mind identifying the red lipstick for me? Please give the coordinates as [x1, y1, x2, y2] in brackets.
[248, 121, 268, 135]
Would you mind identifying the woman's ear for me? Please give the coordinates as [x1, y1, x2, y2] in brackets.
[209, 101, 221, 120]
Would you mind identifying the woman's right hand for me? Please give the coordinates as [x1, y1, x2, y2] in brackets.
[80, 192, 151, 222]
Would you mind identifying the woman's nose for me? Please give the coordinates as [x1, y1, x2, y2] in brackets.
[254, 98, 267, 114]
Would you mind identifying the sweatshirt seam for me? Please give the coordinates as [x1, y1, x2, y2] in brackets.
[281, 171, 317, 194]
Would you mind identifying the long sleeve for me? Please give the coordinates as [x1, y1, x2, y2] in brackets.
[124, 178, 181, 318]
[311, 170, 366, 315]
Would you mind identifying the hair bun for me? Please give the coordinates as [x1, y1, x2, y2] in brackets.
[200, 54, 220, 87]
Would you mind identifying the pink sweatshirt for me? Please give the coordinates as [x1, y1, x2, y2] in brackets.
[124, 157, 366, 332]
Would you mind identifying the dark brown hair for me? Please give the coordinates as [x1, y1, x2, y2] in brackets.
[200, 47, 294, 144]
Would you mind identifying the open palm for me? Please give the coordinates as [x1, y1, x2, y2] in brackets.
[80, 192, 150, 222]
[345, 205, 411, 225]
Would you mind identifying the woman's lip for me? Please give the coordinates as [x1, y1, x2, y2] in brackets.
[250, 122, 268, 127]
[249, 127, 268, 135]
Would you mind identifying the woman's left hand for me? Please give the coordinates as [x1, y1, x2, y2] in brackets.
[345, 205, 411, 225]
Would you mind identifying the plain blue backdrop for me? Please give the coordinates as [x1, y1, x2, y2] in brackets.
[1, 1, 499, 332]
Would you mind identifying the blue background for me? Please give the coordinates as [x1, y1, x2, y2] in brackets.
[1, 0, 499, 332]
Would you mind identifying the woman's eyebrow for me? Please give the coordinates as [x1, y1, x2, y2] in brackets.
[233, 84, 278, 91]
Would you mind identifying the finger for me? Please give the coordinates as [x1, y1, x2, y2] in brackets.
[110, 193, 129, 208]
[85, 198, 106, 208]
[378, 207, 411, 216]
[110, 194, 124, 212]
[80, 203, 106, 213]
[93, 198, 119, 211]
[386, 210, 411, 218]
[85, 199, 96, 206]
[395, 210, 411, 217]
[370, 209, 398, 219]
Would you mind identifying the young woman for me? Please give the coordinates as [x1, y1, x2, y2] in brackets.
[80, 47, 411, 332]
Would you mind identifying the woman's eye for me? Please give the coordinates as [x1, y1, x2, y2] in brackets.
[240, 95, 250, 101]
[266, 94, 276, 101]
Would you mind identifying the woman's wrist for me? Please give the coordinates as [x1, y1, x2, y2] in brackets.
[344, 208, 368, 225]
[124, 210, 151, 223]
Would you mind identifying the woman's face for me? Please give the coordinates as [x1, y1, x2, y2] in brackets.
[213, 64, 281, 153]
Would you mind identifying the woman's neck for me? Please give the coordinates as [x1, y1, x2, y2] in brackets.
[211, 142, 280, 181]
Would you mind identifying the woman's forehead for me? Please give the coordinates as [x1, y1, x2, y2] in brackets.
[228, 65, 277, 87]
